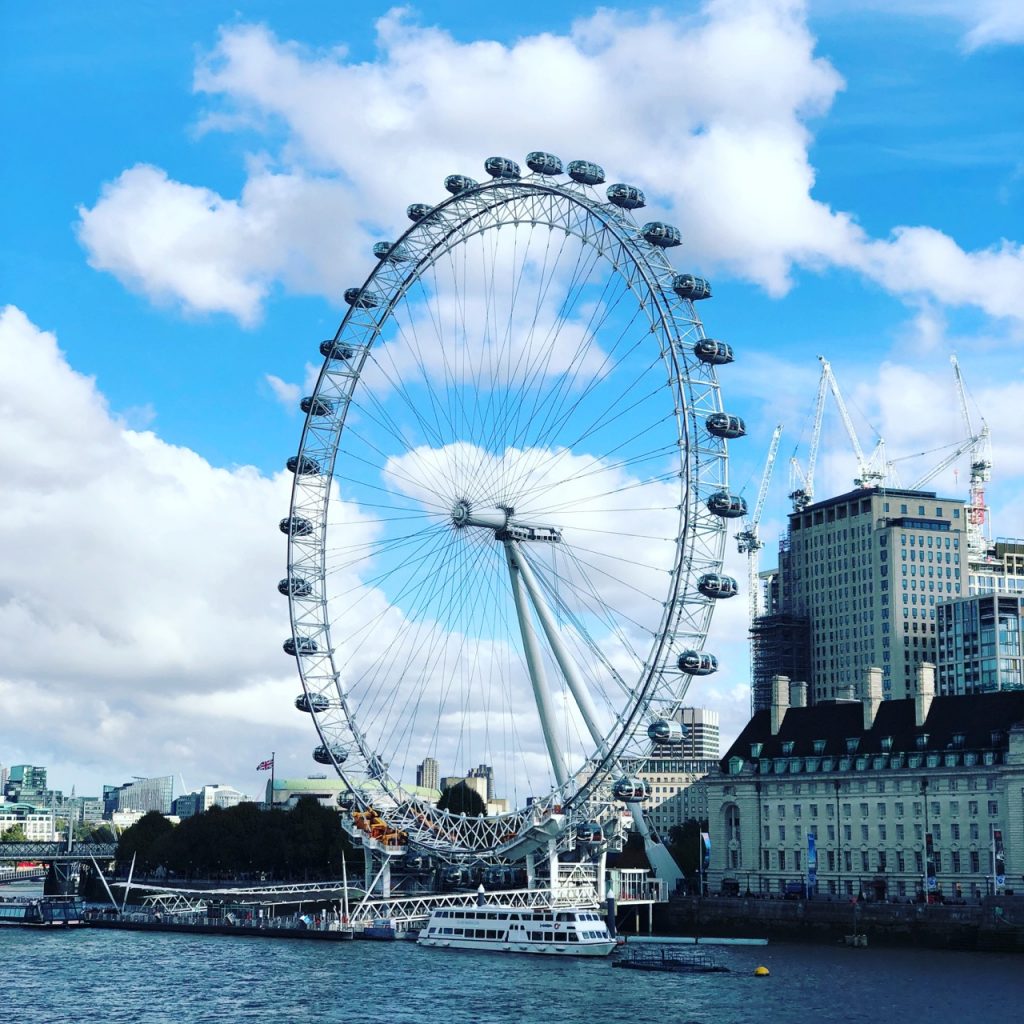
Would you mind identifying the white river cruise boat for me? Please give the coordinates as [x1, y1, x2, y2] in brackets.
[418, 904, 616, 956]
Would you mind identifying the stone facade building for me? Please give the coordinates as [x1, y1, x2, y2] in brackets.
[705, 667, 1024, 900]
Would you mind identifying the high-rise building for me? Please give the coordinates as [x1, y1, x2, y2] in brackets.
[4, 765, 47, 804]
[416, 757, 440, 792]
[754, 487, 969, 706]
[104, 775, 174, 815]
[937, 593, 1024, 694]
[677, 708, 720, 759]
[468, 764, 495, 801]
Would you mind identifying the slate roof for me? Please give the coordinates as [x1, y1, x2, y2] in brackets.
[720, 691, 1024, 769]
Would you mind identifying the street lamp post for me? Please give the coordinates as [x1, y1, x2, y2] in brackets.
[834, 779, 842, 897]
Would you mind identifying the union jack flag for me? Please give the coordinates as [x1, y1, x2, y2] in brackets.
[256, 758, 274, 771]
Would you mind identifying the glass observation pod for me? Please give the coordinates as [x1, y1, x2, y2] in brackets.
[407, 203, 433, 222]
[613, 776, 650, 802]
[484, 156, 521, 179]
[576, 821, 604, 843]
[287, 455, 321, 476]
[313, 744, 348, 765]
[677, 650, 719, 675]
[642, 222, 682, 248]
[526, 151, 563, 175]
[338, 791, 357, 810]
[706, 413, 746, 439]
[344, 287, 381, 309]
[372, 241, 410, 263]
[607, 183, 646, 209]
[673, 274, 712, 301]
[278, 576, 313, 598]
[697, 572, 739, 599]
[444, 174, 478, 194]
[279, 515, 313, 537]
[283, 636, 319, 656]
[301, 396, 333, 417]
[693, 339, 735, 365]
[706, 491, 748, 519]
[648, 719, 685, 744]
[295, 692, 330, 714]
[567, 160, 605, 185]
[320, 339, 354, 360]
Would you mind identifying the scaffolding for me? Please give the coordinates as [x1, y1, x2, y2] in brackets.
[750, 614, 811, 714]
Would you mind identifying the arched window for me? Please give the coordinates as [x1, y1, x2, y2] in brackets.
[724, 804, 742, 868]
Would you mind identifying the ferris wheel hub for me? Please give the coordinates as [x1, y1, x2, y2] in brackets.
[451, 500, 561, 543]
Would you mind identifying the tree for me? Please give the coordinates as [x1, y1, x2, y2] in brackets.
[667, 818, 709, 885]
[437, 781, 485, 817]
[1, 824, 27, 842]
[117, 811, 174, 872]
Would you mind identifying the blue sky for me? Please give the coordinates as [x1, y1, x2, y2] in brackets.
[1, 1, 1022, 801]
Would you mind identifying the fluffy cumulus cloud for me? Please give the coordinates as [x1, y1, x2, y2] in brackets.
[74, 0, 1024, 327]
[0, 306, 320, 792]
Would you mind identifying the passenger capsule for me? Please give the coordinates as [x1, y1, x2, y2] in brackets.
[320, 339, 354, 361]
[693, 339, 735, 365]
[407, 203, 433, 222]
[444, 174, 478, 194]
[576, 821, 604, 843]
[697, 573, 739, 599]
[295, 692, 330, 713]
[301, 396, 334, 417]
[372, 241, 410, 263]
[526, 151, 563, 175]
[706, 413, 746, 439]
[484, 156, 521, 179]
[338, 791, 357, 810]
[677, 650, 719, 675]
[567, 160, 605, 185]
[642, 222, 682, 248]
[613, 776, 649, 802]
[283, 636, 318, 656]
[279, 516, 313, 537]
[278, 576, 313, 598]
[287, 454, 321, 476]
[313, 744, 348, 765]
[673, 274, 712, 301]
[344, 287, 381, 309]
[648, 719, 685, 745]
[367, 754, 387, 780]
[707, 491, 748, 519]
[607, 183, 646, 210]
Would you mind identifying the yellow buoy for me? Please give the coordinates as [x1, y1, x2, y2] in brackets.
[754, 966, 770, 977]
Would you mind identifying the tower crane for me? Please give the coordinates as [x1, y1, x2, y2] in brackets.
[738, 422, 783, 628]
[950, 354, 992, 558]
[818, 356, 887, 488]
[788, 366, 827, 510]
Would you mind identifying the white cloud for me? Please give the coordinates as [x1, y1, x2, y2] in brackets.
[0, 306, 324, 792]
[74, 2, 1024, 328]
[265, 373, 301, 408]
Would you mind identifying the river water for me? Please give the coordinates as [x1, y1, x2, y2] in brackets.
[5, 885, 1021, 1024]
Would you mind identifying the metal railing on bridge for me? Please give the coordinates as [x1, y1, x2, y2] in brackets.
[0, 842, 117, 863]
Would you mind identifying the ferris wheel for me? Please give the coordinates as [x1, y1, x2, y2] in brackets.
[280, 152, 743, 862]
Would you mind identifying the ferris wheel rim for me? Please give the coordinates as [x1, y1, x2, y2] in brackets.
[282, 157, 733, 858]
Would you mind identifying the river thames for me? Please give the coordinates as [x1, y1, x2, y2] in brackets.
[6, 921, 1022, 1024]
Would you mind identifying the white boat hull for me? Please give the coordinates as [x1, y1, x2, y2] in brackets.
[418, 935, 616, 956]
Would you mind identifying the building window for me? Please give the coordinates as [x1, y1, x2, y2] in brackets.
[778, 850, 786, 870]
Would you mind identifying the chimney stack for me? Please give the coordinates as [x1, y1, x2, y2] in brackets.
[863, 666, 883, 730]
[789, 680, 808, 709]
[915, 663, 935, 727]
[771, 674, 790, 736]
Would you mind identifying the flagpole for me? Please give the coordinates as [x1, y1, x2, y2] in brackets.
[270, 752, 275, 811]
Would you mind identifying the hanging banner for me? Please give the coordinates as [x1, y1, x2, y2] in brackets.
[701, 832, 711, 872]
[993, 829, 1006, 891]
[925, 832, 937, 892]
[807, 833, 817, 889]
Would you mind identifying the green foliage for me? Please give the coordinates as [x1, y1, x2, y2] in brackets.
[117, 799, 357, 881]
[437, 781, 485, 817]
[1, 824, 28, 842]
[666, 818, 709, 882]
[116, 811, 174, 871]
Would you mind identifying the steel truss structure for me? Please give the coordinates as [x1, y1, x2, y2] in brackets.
[283, 153, 741, 861]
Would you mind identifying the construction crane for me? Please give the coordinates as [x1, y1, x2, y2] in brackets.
[818, 356, 887, 489]
[738, 423, 783, 627]
[950, 354, 992, 558]
[788, 366, 827, 510]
